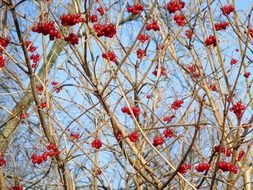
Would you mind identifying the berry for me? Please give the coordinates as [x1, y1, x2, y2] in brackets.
[213, 145, 231, 157]
[218, 161, 238, 174]
[0, 55, 6, 68]
[127, 4, 144, 15]
[121, 106, 140, 117]
[205, 35, 217, 47]
[174, 13, 186, 27]
[102, 51, 117, 63]
[128, 131, 139, 142]
[70, 132, 80, 140]
[244, 72, 251, 78]
[51, 81, 62, 93]
[64, 33, 79, 45]
[230, 58, 238, 65]
[60, 13, 84, 26]
[221, 5, 235, 16]
[0, 36, 10, 51]
[32, 21, 61, 40]
[167, 0, 185, 13]
[136, 49, 146, 59]
[97, 7, 105, 16]
[230, 101, 245, 119]
[10, 185, 23, 190]
[115, 130, 123, 142]
[88, 14, 98, 23]
[25, 40, 37, 52]
[146, 94, 151, 99]
[30, 53, 40, 64]
[92, 139, 102, 149]
[0, 153, 6, 167]
[214, 22, 229, 31]
[186, 64, 200, 78]
[195, 163, 211, 172]
[178, 164, 192, 174]
[137, 34, 150, 43]
[153, 136, 165, 146]
[171, 99, 184, 110]
[236, 150, 245, 162]
[93, 23, 116, 38]
[163, 129, 175, 138]
[146, 20, 160, 31]
[185, 29, 192, 39]
[163, 115, 175, 123]
[152, 67, 166, 77]
[209, 84, 217, 91]
[40, 102, 47, 109]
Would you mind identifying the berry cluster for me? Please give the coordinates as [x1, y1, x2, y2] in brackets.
[230, 101, 245, 119]
[136, 49, 146, 59]
[25, 40, 37, 53]
[218, 161, 238, 174]
[31, 143, 60, 164]
[185, 29, 192, 39]
[174, 13, 186, 26]
[244, 72, 251, 78]
[121, 106, 141, 117]
[163, 115, 175, 123]
[167, 0, 185, 13]
[137, 34, 150, 43]
[36, 85, 44, 94]
[10, 186, 23, 190]
[146, 20, 160, 31]
[102, 51, 117, 63]
[230, 58, 238, 65]
[0, 153, 6, 167]
[236, 150, 245, 162]
[30, 53, 40, 68]
[209, 84, 217, 91]
[195, 163, 211, 172]
[186, 64, 200, 78]
[213, 145, 231, 157]
[20, 112, 29, 120]
[171, 99, 184, 110]
[163, 129, 175, 138]
[40, 102, 47, 109]
[88, 14, 98, 23]
[152, 66, 166, 76]
[115, 130, 123, 142]
[64, 33, 79, 45]
[178, 163, 192, 174]
[51, 81, 62, 93]
[127, 4, 144, 15]
[0, 36, 10, 51]
[70, 132, 80, 140]
[221, 5, 235, 16]
[91, 139, 102, 149]
[97, 7, 105, 16]
[204, 35, 217, 47]
[0, 55, 6, 69]
[32, 21, 61, 41]
[128, 131, 139, 142]
[214, 22, 229, 31]
[93, 23, 116, 38]
[153, 136, 165, 146]
[60, 13, 84, 26]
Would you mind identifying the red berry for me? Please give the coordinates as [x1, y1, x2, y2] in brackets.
[205, 35, 217, 47]
[174, 13, 186, 27]
[128, 131, 139, 142]
[146, 20, 160, 31]
[167, 0, 185, 13]
[195, 163, 211, 172]
[244, 72, 251, 78]
[64, 33, 79, 45]
[230, 58, 238, 65]
[230, 101, 245, 119]
[127, 4, 144, 15]
[214, 22, 229, 31]
[91, 139, 102, 149]
[171, 99, 184, 110]
[0, 55, 6, 68]
[163, 129, 175, 138]
[102, 51, 117, 63]
[153, 136, 165, 146]
[178, 163, 192, 174]
[221, 5, 235, 16]
[136, 49, 146, 59]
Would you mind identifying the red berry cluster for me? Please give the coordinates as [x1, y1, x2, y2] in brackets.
[128, 131, 139, 142]
[127, 4, 144, 15]
[70, 132, 80, 140]
[64, 33, 79, 45]
[171, 99, 184, 110]
[186, 64, 200, 78]
[25, 40, 37, 53]
[153, 136, 165, 146]
[121, 106, 141, 117]
[244, 72, 251, 78]
[51, 81, 62, 93]
[60, 13, 84, 26]
[230, 58, 238, 65]
[40, 102, 47, 109]
[97, 7, 105, 16]
[36, 85, 44, 94]
[152, 66, 166, 76]
[195, 163, 211, 172]
[218, 161, 238, 174]
[91, 139, 102, 149]
[0, 153, 6, 167]
[146, 20, 160, 31]
[163, 115, 175, 123]
[31, 143, 60, 164]
[204, 35, 217, 47]
[209, 84, 217, 91]
[10, 186, 23, 190]
[115, 130, 123, 142]
[93, 23, 117, 38]
[88, 14, 98, 23]
[20, 112, 29, 119]
[146, 94, 151, 99]
[137, 34, 149, 43]
[214, 22, 229, 31]
[163, 129, 175, 138]
[167, 0, 185, 13]
[236, 150, 245, 162]
[213, 145, 231, 157]
[0, 55, 6, 69]
[221, 5, 235, 16]
[178, 163, 192, 174]
[32, 21, 61, 41]
[0, 36, 10, 51]
[102, 51, 117, 63]
[30, 53, 40, 68]
[230, 101, 245, 119]
[174, 13, 186, 26]
[136, 49, 146, 59]
[185, 29, 192, 39]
